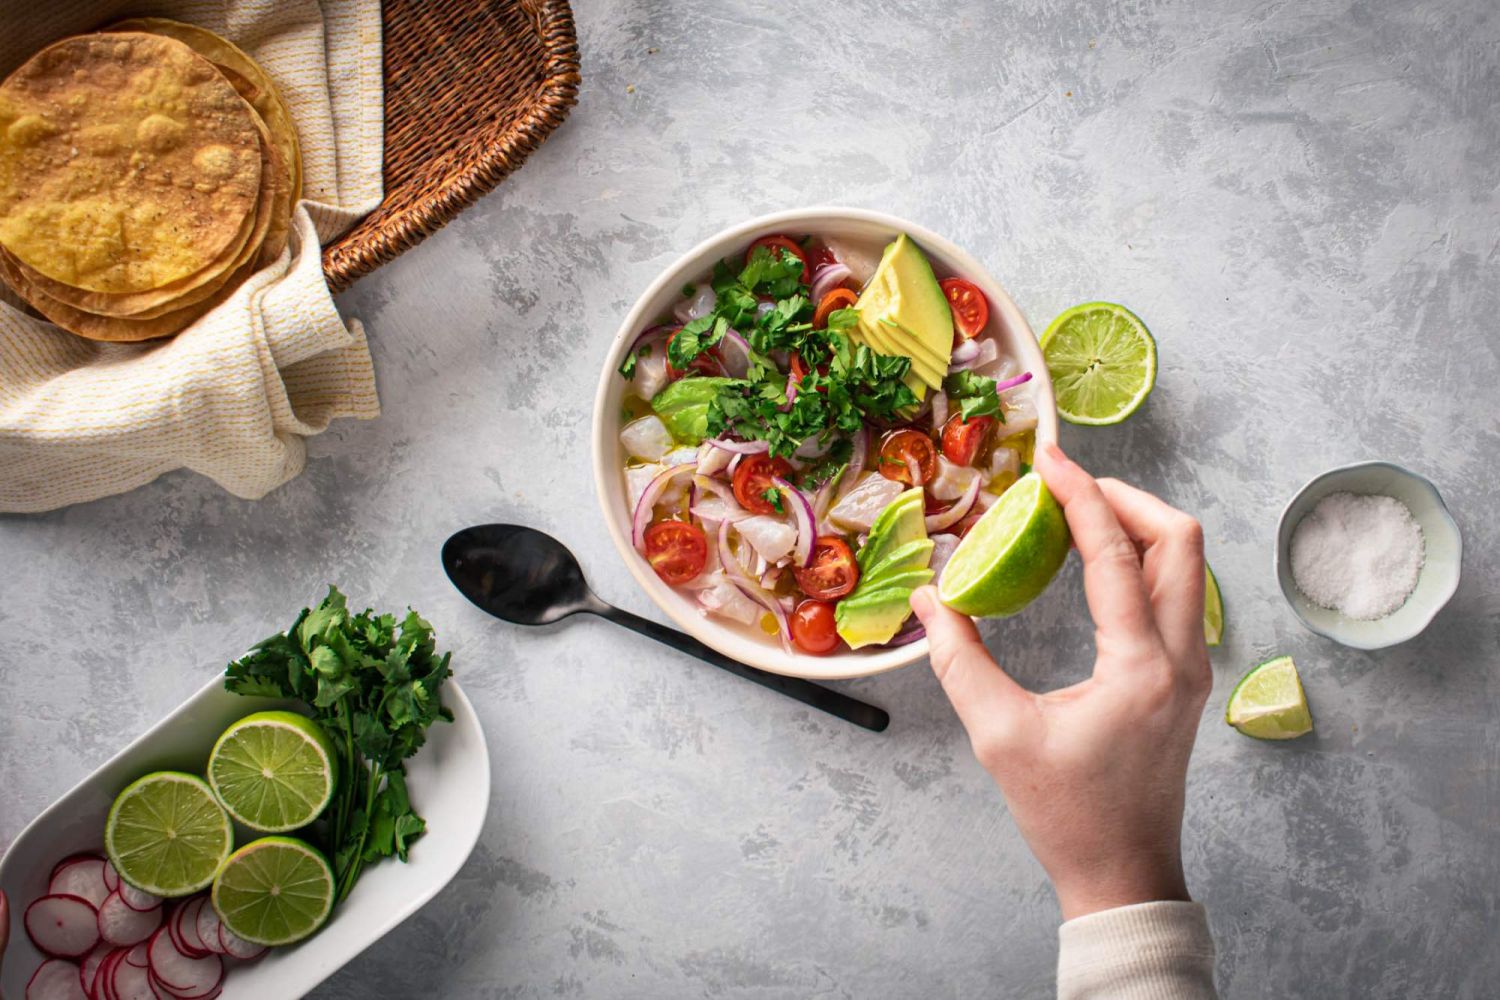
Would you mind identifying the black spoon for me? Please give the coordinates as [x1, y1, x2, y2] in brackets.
[441, 524, 889, 733]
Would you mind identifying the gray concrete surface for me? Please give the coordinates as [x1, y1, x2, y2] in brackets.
[4, 0, 1499, 996]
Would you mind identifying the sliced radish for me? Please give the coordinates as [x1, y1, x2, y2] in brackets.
[25, 895, 101, 958]
[108, 957, 158, 1000]
[147, 929, 223, 1000]
[97, 893, 161, 948]
[116, 884, 162, 913]
[167, 900, 209, 960]
[217, 924, 268, 961]
[177, 899, 213, 958]
[50, 859, 111, 910]
[192, 903, 226, 956]
[96, 950, 127, 1000]
[79, 944, 111, 998]
[124, 943, 149, 969]
[50, 854, 104, 882]
[26, 958, 88, 1000]
[102, 862, 120, 894]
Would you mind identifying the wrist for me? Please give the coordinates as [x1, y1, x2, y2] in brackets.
[1051, 853, 1189, 922]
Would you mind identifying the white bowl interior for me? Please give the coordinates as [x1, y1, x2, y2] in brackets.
[0, 676, 489, 999]
[592, 208, 1057, 680]
[1275, 462, 1462, 650]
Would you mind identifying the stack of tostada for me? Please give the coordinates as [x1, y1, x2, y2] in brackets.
[0, 19, 301, 342]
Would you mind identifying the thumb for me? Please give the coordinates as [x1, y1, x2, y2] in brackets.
[911, 587, 1032, 747]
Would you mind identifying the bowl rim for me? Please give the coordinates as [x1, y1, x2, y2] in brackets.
[590, 206, 1057, 680]
[1274, 459, 1463, 649]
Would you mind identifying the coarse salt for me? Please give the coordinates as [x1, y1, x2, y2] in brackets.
[1289, 492, 1424, 620]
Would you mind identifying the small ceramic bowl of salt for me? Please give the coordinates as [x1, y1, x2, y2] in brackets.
[1275, 461, 1462, 649]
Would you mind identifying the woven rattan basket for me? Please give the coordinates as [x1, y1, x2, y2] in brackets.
[321, 0, 580, 292]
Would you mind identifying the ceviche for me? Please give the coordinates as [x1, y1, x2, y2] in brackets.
[615, 231, 1038, 655]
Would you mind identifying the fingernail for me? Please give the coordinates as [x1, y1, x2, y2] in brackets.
[910, 586, 935, 619]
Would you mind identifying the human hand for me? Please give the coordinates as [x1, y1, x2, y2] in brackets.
[911, 442, 1212, 921]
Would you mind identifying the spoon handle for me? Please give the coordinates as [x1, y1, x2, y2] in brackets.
[591, 605, 890, 733]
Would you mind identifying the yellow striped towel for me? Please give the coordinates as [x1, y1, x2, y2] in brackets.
[0, 0, 383, 513]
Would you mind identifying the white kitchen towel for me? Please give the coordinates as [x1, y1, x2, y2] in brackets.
[0, 0, 383, 513]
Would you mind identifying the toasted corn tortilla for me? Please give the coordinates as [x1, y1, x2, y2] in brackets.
[0, 33, 261, 293]
[106, 19, 302, 203]
[8, 111, 285, 319]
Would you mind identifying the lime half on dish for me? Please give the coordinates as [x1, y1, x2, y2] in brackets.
[1041, 302, 1156, 425]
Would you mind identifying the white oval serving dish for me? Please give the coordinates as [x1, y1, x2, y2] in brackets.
[0, 674, 489, 999]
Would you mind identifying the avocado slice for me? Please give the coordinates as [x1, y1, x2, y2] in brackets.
[650, 376, 738, 444]
[856, 490, 925, 571]
[838, 487, 934, 649]
[854, 234, 955, 386]
[862, 538, 936, 584]
[849, 568, 935, 597]
[834, 590, 915, 649]
[858, 317, 946, 388]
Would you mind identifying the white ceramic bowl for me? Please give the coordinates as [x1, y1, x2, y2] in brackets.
[1275, 461, 1462, 649]
[592, 207, 1058, 680]
[0, 674, 489, 999]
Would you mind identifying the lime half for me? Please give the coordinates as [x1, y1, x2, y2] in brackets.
[1204, 563, 1224, 647]
[937, 473, 1071, 617]
[208, 711, 337, 833]
[1226, 656, 1313, 740]
[105, 772, 233, 896]
[212, 836, 335, 946]
[1041, 302, 1157, 425]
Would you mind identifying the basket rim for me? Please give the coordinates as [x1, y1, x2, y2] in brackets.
[321, 0, 581, 292]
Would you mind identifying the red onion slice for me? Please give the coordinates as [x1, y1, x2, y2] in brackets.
[717, 328, 752, 378]
[883, 624, 927, 647]
[810, 261, 853, 302]
[932, 390, 949, 430]
[708, 437, 771, 455]
[771, 477, 817, 566]
[727, 576, 792, 654]
[947, 337, 998, 373]
[631, 463, 697, 551]
[718, 518, 755, 586]
[950, 338, 980, 365]
[925, 474, 982, 532]
[782, 373, 798, 410]
[994, 371, 1034, 393]
[629, 324, 675, 354]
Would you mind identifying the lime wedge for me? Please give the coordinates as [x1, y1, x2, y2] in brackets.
[207, 711, 337, 833]
[1226, 656, 1313, 740]
[1204, 563, 1224, 647]
[1041, 302, 1157, 425]
[105, 772, 233, 896]
[212, 836, 335, 946]
[937, 473, 1071, 617]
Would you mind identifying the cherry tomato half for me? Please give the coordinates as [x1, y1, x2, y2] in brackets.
[666, 328, 724, 380]
[878, 429, 939, 487]
[940, 414, 996, 467]
[806, 245, 838, 274]
[813, 287, 859, 329]
[790, 599, 841, 655]
[644, 521, 708, 585]
[793, 537, 860, 601]
[940, 277, 989, 344]
[733, 454, 794, 514]
[746, 235, 810, 285]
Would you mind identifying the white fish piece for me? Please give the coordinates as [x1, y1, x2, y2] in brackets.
[988, 446, 1020, 480]
[999, 386, 1039, 435]
[976, 349, 1019, 381]
[930, 456, 982, 500]
[695, 573, 760, 624]
[828, 473, 904, 532]
[633, 351, 670, 401]
[929, 533, 962, 584]
[624, 463, 688, 511]
[620, 415, 674, 462]
[823, 236, 881, 285]
[663, 446, 698, 466]
[737, 515, 797, 564]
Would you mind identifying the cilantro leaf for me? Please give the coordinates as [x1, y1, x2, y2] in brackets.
[944, 370, 1004, 421]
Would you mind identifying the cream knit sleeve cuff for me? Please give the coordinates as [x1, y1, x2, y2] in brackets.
[1057, 901, 1217, 1000]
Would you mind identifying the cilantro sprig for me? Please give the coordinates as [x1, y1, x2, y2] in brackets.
[943, 370, 1006, 421]
[225, 587, 453, 905]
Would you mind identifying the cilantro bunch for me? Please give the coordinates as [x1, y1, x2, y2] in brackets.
[225, 587, 453, 904]
[661, 245, 921, 468]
